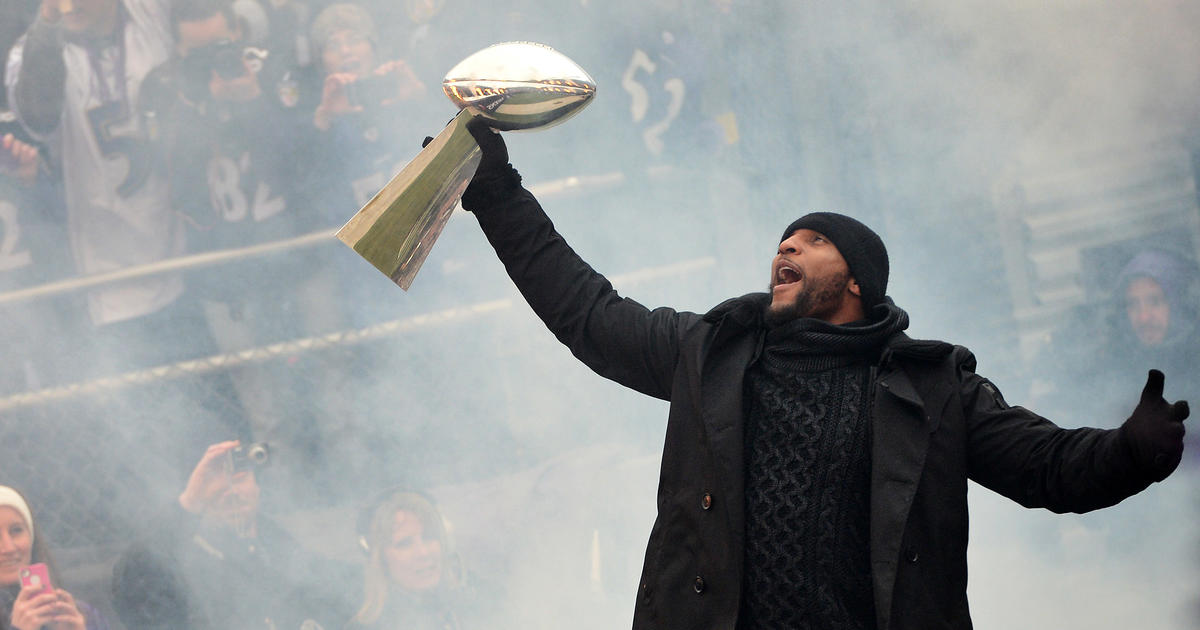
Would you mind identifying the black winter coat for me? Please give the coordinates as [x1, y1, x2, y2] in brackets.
[468, 185, 1157, 630]
[111, 503, 357, 630]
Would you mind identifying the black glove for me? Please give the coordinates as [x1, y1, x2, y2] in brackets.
[1120, 369, 1189, 482]
[421, 116, 519, 211]
[465, 116, 509, 177]
[462, 117, 520, 210]
[420, 116, 508, 174]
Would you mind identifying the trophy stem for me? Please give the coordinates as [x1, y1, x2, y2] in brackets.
[335, 109, 482, 290]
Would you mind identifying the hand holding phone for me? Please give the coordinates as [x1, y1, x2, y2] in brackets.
[12, 564, 85, 630]
[18, 563, 52, 595]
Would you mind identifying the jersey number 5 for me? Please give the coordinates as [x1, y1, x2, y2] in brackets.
[87, 101, 151, 197]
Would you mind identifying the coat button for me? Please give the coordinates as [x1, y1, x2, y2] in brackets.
[905, 546, 919, 563]
[700, 492, 713, 510]
[693, 575, 706, 593]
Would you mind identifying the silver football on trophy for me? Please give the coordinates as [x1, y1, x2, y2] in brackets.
[443, 41, 597, 132]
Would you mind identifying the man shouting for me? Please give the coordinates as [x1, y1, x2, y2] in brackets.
[445, 119, 1188, 630]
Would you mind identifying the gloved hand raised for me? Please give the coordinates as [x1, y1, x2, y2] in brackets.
[420, 115, 519, 211]
[465, 116, 509, 178]
[419, 116, 508, 177]
[1120, 369, 1189, 482]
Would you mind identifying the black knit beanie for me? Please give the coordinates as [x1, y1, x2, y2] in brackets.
[781, 212, 889, 309]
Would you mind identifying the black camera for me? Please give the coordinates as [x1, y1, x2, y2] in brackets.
[231, 442, 270, 472]
[346, 74, 394, 108]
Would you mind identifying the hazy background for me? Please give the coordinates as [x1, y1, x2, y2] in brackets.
[2, 0, 1200, 628]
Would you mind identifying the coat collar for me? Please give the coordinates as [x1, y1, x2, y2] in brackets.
[702, 292, 769, 328]
[703, 294, 954, 367]
[878, 333, 956, 367]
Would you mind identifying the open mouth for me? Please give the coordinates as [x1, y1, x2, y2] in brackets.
[774, 263, 802, 287]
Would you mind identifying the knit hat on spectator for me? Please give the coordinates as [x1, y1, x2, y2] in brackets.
[0, 486, 34, 544]
[310, 3, 379, 56]
[1116, 250, 1197, 308]
[781, 212, 890, 309]
[1115, 248, 1200, 339]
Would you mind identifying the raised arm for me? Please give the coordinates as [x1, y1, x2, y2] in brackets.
[6, 1, 68, 136]
[458, 119, 699, 400]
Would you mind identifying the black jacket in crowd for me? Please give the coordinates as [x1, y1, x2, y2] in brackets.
[464, 183, 1162, 630]
[111, 502, 356, 630]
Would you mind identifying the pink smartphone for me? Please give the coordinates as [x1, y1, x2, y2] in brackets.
[18, 563, 52, 594]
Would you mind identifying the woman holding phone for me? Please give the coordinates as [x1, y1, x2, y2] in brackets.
[0, 485, 108, 630]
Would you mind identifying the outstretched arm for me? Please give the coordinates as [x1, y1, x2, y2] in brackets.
[968, 364, 1188, 513]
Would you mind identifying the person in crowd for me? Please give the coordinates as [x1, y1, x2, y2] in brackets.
[0, 485, 109, 630]
[7, 0, 250, 485]
[427, 118, 1191, 629]
[140, 0, 317, 297]
[294, 2, 436, 469]
[346, 489, 487, 630]
[291, 2, 436, 407]
[112, 440, 356, 630]
[2, 6, 87, 390]
[5, 0, 188, 357]
[302, 3, 428, 242]
[309, 3, 426, 136]
[1113, 249, 1199, 367]
[139, 0, 342, 501]
[0, 129, 86, 392]
[1031, 247, 1200, 429]
[146, 0, 309, 260]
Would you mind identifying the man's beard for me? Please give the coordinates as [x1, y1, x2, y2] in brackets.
[765, 270, 850, 326]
